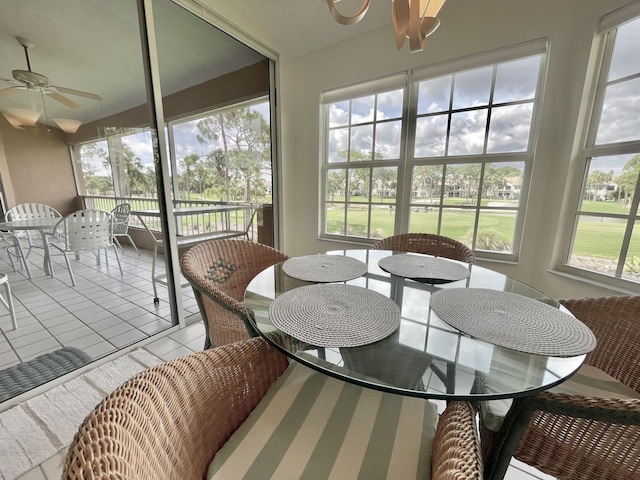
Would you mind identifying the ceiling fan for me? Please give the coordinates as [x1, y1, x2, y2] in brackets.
[0, 37, 102, 109]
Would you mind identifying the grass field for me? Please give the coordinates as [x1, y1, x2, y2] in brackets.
[326, 199, 636, 260]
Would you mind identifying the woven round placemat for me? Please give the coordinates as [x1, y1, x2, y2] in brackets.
[282, 254, 368, 283]
[429, 288, 597, 357]
[378, 254, 470, 283]
[269, 284, 400, 347]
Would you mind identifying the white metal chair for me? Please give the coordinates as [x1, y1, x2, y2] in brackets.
[111, 203, 140, 256]
[0, 232, 31, 278]
[0, 273, 17, 331]
[47, 209, 123, 286]
[5, 203, 61, 258]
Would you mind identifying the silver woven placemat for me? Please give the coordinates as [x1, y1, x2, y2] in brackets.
[429, 288, 597, 357]
[378, 254, 470, 282]
[282, 254, 368, 283]
[269, 284, 400, 347]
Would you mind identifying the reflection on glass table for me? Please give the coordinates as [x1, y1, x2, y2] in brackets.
[244, 249, 587, 402]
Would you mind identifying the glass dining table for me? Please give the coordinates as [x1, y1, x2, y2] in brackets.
[0, 217, 60, 276]
[244, 248, 595, 479]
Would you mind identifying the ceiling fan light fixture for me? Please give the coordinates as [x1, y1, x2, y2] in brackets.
[326, 0, 446, 52]
[2, 112, 26, 130]
[5, 107, 41, 126]
[53, 118, 81, 134]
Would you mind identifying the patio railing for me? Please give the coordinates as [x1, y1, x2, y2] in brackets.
[81, 196, 258, 240]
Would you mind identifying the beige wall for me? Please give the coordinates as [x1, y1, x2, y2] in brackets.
[206, 0, 637, 298]
[0, 119, 79, 215]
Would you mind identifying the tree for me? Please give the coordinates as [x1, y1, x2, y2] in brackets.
[327, 170, 346, 201]
[617, 154, 640, 207]
[372, 168, 396, 201]
[412, 165, 442, 201]
[197, 107, 271, 203]
[586, 170, 612, 201]
[179, 154, 200, 200]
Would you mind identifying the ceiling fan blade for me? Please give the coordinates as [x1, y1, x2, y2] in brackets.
[0, 86, 23, 98]
[51, 85, 102, 101]
[46, 91, 81, 109]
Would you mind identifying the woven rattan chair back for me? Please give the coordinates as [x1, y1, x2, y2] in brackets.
[481, 295, 640, 480]
[372, 233, 476, 264]
[63, 337, 483, 480]
[181, 239, 289, 349]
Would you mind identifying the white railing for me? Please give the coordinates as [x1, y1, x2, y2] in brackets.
[81, 196, 258, 240]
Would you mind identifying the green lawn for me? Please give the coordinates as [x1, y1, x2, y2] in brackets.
[326, 199, 634, 259]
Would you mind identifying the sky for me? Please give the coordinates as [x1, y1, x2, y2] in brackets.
[328, 54, 541, 164]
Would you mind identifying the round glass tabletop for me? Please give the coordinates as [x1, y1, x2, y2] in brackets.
[244, 249, 587, 401]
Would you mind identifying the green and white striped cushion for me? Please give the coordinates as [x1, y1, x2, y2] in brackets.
[481, 363, 640, 432]
[208, 361, 438, 479]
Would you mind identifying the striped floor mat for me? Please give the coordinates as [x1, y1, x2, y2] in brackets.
[0, 348, 164, 480]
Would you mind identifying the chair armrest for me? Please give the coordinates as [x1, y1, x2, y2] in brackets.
[529, 391, 640, 425]
[432, 401, 483, 480]
[63, 337, 290, 480]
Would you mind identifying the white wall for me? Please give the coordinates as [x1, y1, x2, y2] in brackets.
[205, 0, 636, 298]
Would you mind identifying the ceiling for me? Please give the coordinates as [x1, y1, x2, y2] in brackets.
[0, 0, 391, 131]
[235, 0, 391, 56]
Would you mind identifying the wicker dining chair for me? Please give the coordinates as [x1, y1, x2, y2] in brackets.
[180, 239, 289, 349]
[63, 336, 483, 480]
[480, 295, 640, 480]
[372, 233, 476, 264]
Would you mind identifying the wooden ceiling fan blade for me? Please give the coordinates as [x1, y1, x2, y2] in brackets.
[47, 92, 81, 109]
[51, 85, 102, 101]
[0, 86, 23, 98]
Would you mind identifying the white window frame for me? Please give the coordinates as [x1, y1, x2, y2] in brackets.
[558, 2, 640, 289]
[320, 40, 548, 262]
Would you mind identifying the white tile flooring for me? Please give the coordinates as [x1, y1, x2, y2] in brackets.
[0, 244, 556, 480]
[0, 244, 199, 373]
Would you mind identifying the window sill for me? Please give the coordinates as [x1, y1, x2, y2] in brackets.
[548, 266, 640, 295]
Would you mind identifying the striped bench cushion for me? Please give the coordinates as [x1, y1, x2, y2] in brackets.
[208, 361, 438, 479]
[481, 363, 640, 432]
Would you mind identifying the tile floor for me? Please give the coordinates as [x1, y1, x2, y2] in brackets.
[1, 244, 556, 480]
[0, 243, 199, 372]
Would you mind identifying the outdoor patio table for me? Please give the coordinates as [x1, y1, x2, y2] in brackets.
[244, 248, 594, 480]
[0, 217, 59, 276]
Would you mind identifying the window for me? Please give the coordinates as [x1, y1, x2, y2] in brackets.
[167, 98, 272, 204]
[565, 9, 640, 285]
[76, 128, 156, 199]
[321, 41, 547, 260]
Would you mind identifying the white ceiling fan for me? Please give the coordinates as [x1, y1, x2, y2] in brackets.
[0, 37, 102, 109]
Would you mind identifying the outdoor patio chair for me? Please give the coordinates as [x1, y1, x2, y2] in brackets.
[111, 203, 140, 256]
[0, 232, 31, 278]
[63, 336, 483, 480]
[479, 295, 640, 480]
[5, 203, 61, 258]
[372, 233, 476, 264]
[47, 209, 123, 286]
[180, 239, 288, 349]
